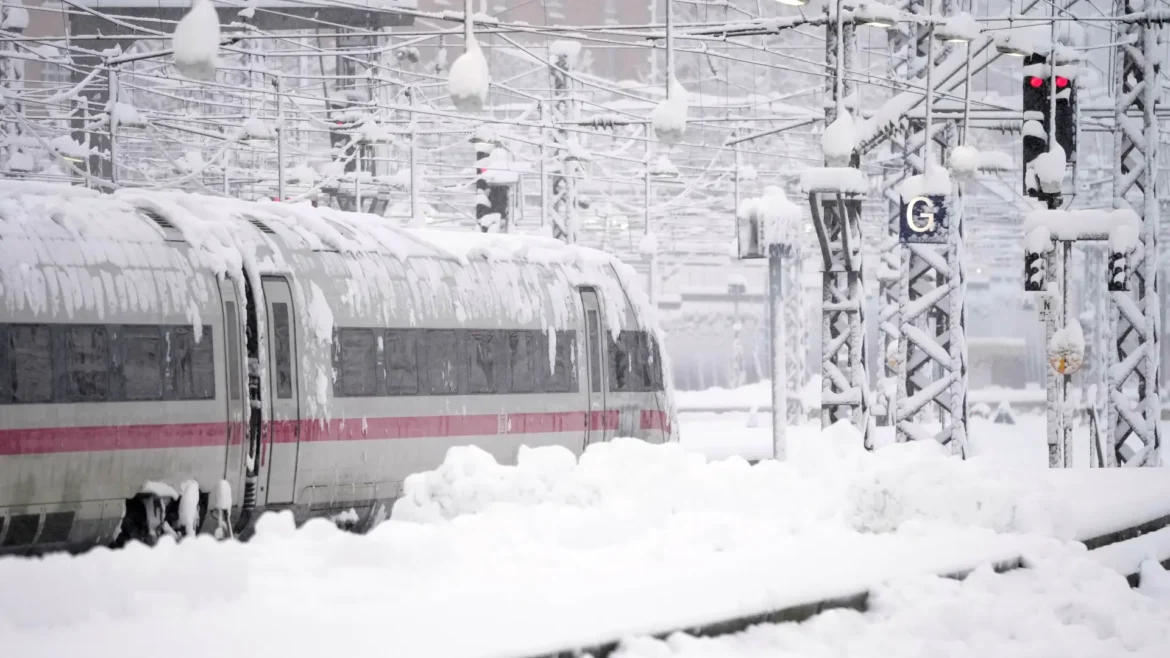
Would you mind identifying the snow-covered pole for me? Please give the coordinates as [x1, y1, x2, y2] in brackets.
[665, 0, 674, 99]
[770, 242, 787, 461]
[644, 124, 657, 305]
[409, 87, 420, 224]
[961, 40, 971, 144]
[834, 0, 844, 117]
[1047, 4, 1057, 151]
[275, 74, 285, 202]
[538, 101, 548, 231]
[922, 12, 934, 171]
[107, 67, 118, 186]
[1061, 240, 1072, 467]
[464, 0, 473, 44]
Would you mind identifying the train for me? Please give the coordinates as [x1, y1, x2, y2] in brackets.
[0, 182, 675, 554]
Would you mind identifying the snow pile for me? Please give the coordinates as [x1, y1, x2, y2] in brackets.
[847, 439, 1072, 537]
[1023, 208, 1139, 242]
[949, 144, 980, 176]
[448, 34, 490, 112]
[978, 149, 1014, 171]
[48, 135, 87, 159]
[897, 165, 952, 199]
[172, 0, 220, 81]
[1031, 143, 1066, 194]
[937, 11, 981, 42]
[394, 423, 1068, 539]
[799, 167, 867, 194]
[651, 77, 689, 145]
[737, 185, 803, 247]
[1047, 320, 1085, 376]
[822, 110, 855, 166]
[618, 550, 1170, 658]
[638, 231, 658, 256]
[1, 2, 29, 31]
[1139, 560, 1170, 603]
[549, 40, 582, 68]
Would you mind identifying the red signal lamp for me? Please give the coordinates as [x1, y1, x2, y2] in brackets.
[1055, 76, 1070, 88]
[1028, 76, 1043, 88]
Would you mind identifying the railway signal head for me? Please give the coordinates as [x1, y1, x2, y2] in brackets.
[1021, 54, 1078, 199]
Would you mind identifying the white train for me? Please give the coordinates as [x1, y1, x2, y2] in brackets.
[0, 183, 674, 553]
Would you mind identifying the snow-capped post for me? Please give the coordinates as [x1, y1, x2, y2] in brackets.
[548, 40, 580, 243]
[107, 67, 119, 185]
[642, 124, 658, 305]
[275, 74, 284, 202]
[736, 187, 803, 461]
[172, 0, 221, 81]
[409, 87, 422, 226]
[650, 1, 688, 145]
[448, 0, 489, 113]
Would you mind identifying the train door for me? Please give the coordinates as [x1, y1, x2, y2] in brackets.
[579, 287, 607, 448]
[219, 278, 247, 501]
[262, 276, 301, 505]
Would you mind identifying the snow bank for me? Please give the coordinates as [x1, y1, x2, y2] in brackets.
[172, 0, 220, 81]
[618, 548, 1170, 657]
[3, 424, 1167, 657]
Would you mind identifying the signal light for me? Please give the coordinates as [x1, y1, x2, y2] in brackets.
[1055, 76, 1069, 88]
[1029, 76, 1043, 88]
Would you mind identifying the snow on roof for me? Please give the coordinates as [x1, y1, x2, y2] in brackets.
[1022, 208, 1140, 242]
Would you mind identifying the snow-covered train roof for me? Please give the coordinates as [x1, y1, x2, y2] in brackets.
[0, 182, 654, 337]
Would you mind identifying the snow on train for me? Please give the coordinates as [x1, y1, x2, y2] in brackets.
[0, 182, 674, 553]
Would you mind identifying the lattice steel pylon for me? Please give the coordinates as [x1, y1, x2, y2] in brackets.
[876, 0, 919, 424]
[890, 1, 968, 455]
[812, 10, 871, 445]
[549, 50, 578, 244]
[1106, 4, 1161, 466]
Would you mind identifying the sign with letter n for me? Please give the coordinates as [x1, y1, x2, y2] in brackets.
[899, 194, 949, 245]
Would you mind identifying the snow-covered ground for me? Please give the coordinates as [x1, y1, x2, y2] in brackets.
[1, 414, 1168, 657]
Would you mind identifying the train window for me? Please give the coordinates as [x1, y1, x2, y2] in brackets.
[4, 325, 51, 404]
[543, 330, 577, 393]
[0, 326, 8, 403]
[192, 328, 215, 399]
[466, 331, 497, 394]
[64, 325, 110, 402]
[645, 332, 665, 391]
[338, 328, 378, 396]
[630, 331, 661, 392]
[385, 330, 418, 395]
[608, 330, 633, 393]
[272, 303, 293, 399]
[122, 326, 164, 401]
[586, 311, 602, 394]
[425, 330, 459, 394]
[166, 326, 215, 400]
[225, 303, 241, 401]
[508, 331, 536, 393]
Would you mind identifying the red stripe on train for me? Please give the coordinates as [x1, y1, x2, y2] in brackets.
[0, 409, 663, 456]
